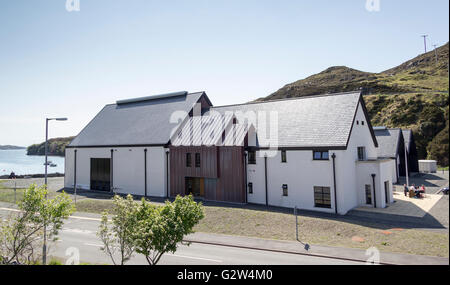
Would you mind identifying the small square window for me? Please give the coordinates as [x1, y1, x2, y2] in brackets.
[248, 182, 253, 194]
[314, 186, 331, 208]
[282, 184, 288, 196]
[248, 151, 256, 164]
[356, 120, 359, 125]
[195, 153, 201, 167]
[186, 153, 192, 167]
[281, 150, 287, 163]
[361, 121, 365, 125]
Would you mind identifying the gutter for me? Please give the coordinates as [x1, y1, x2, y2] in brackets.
[331, 153, 338, 214]
[371, 174, 377, 208]
[244, 151, 248, 204]
[110, 149, 114, 193]
[166, 150, 170, 198]
[264, 154, 268, 207]
[144, 149, 147, 197]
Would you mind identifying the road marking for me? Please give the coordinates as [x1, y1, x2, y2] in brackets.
[84, 243, 103, 247]
[0, 207, 101, 221]
[168, 254, 222, 263]
[63, 228, 95, 235]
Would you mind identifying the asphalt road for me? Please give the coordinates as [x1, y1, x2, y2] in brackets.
[0, 208, 362, 265]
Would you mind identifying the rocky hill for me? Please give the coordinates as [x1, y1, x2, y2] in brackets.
[27, 137, 75, 156]
[260, 43, 449, 166]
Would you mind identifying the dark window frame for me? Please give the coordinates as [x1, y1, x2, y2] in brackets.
[314, 186, 331, 209]
[248, 151, 256, 165]
[186, 153, 192, 167]
[282, 184, 288, 196]
[313, 150, 329, 161]
[195, 153, 201, 168]
[248, 182, 253, 194]
[357, 146, 366, 161]
[281, 150, 287, 163]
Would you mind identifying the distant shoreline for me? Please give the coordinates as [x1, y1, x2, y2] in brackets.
[0, 146, 26, 150]
[0, 173, 65, 179]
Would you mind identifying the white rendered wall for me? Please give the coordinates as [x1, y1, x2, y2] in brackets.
[64, 147, 166, 197]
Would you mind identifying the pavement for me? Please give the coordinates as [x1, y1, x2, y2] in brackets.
[0, 205, 448, 265]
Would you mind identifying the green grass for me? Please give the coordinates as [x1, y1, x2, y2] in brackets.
[195, 206, 449, 258]
[438, 166, 449, 171]
[1, 180, 448, 258]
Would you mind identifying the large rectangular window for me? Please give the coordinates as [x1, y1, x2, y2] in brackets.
[281, 150, 287, 163]
[313, 150, 329, 160]
[357, 147, 366, 161]
[314, 186, 331, 208]
[248, 151, 256, 164]
[195, 153, 201, 168]
[186, 153, 192, 167]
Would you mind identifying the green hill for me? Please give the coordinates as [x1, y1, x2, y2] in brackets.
[260, 43, 449, 166]
[27, 137, 75, 156]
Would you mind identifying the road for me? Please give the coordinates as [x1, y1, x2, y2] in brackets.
[0, 208, 363, 265]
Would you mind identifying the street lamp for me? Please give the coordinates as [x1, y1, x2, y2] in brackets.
[43, 117, 67, 265]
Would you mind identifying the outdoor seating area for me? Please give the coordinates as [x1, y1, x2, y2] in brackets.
[404, 184, 427, 199]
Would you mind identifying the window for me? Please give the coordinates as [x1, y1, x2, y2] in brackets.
[281, 150, 287, 163]
[248, 151, 256, 164]
[365, 184, 372, 205]
[361, 121, 365, 125]
[357, 147, 366, 161]
[313, 150, 329, 160]
[314, 186, 331, 208]
[248, 182, 253, 194]
[356, 120, 359, 125]
[195, 153, 201, 167]
[282, 184, 288, 196]
[186, 153, 192, 167]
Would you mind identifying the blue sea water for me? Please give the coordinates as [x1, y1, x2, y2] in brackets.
[0, 149, 64, 175]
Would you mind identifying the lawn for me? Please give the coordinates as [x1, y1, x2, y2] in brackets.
[1, 180, 448, 258]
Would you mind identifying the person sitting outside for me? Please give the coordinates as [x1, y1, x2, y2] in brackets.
[403, 184, 409, 197]
[409, 184, 417, 198]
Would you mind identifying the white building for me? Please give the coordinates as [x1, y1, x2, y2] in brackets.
[65, 90, 394, 215]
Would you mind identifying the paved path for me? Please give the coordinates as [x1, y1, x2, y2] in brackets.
[0, 206, 447, 265]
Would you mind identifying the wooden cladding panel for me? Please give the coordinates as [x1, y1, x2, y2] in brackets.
[169, 146, 245, 203]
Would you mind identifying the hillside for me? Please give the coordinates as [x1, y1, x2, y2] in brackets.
[0, 145, 25, 150]
[260, 43, 449, 166]
[27, 137, 75, 156]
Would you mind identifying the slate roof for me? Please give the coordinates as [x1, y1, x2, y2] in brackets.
[171, 113, 247, 147]
[69, 92, 205, 147]
[211, 91, 364, 148]
[374, 128, 403, 158]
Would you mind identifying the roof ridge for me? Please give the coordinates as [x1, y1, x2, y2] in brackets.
[212, 90, 361, 109]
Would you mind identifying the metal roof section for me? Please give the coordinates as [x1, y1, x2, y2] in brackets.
[212, 91, 362, 148]
[116, 91, 188, 105]
[69, 91, 206, 147]
[374, 128, 403, 158]
[402, 129, 412, 152]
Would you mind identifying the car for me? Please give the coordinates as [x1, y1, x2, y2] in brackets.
[437, 187, 449, 195]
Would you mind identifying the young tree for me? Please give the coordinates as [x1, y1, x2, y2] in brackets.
[133, 195, 204, 265]
[97, 194, 138, 265]
[0, 184, 74, 265]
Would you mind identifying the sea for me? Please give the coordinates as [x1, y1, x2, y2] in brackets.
[0, 149, 65, 176]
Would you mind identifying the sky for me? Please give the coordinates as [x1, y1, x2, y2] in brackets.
[0, 0, 448, 146]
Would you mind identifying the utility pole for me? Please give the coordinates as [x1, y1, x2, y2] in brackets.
[433, 44, 438, 64]
[421, 35, 428, 53]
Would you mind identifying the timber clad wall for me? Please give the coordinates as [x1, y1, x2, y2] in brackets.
[169, 146, 245, 203]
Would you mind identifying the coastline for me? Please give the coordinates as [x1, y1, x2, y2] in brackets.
[0, 173, 64, 179]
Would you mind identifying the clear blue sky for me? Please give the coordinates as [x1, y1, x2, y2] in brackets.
[0, 0, 448, 146]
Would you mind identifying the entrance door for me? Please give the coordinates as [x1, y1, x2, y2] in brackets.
[90, 158, 111, 191]
[365, 184, 372, 205]
[185, 177, 204, 198]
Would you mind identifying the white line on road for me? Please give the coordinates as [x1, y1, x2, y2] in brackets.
[84, 243, 103, 247]
[168, 254, 223, 263]
[0, 207, 101, 221]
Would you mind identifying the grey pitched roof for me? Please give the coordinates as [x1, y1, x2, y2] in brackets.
[402, 129, 412, 152]
[171, 113, 247, 147]
[69, 92, 205, 147]
[374, 128, 402, 158]
[211, 91, 363, 148]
